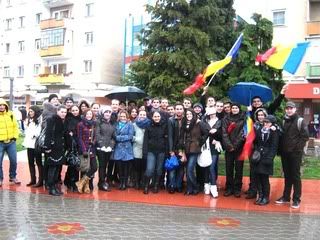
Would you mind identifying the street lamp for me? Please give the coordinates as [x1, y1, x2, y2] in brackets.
[3, 76, 14, 110]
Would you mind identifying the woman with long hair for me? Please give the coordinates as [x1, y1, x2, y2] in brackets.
[23, 105, 43, 187]
[76, 109, 97, 194]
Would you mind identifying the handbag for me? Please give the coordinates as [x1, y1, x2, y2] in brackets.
[251, 149, 261, 164]
[197, 138, 212, 167]
[35, 122, 55, 153]
[66, 139, 80, 167]
[164, 155, 180, 171]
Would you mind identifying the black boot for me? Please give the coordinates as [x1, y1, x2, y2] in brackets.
[258, 197, 270, 206]
[152, 176, 160, 193]
[143, 177, 150, 194]
[48, 186, 60, 196]
[98, 182, 110, 191]
[54, 184, 63, 196]
[27, 167, 36, 186]
[255, 192, 263, 205]
[33, 165, 44, 188]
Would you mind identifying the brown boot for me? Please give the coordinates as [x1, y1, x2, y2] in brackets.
[76, 176, 90, 194]
[84, 180, 91, 193]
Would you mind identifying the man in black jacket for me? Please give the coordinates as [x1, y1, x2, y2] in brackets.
[275, 101, 309, 209]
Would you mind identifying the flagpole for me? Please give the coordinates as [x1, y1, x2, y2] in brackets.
[205, 71, 218, 88]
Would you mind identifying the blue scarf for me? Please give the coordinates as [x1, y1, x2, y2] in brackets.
[118, 121, 126, 130]
[135, 118, 151, 129]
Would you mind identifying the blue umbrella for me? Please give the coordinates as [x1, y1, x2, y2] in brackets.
[228, 82, 273, 106]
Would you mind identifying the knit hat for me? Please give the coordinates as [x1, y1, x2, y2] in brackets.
[102, 105, 112, 113]
[193, 102, 203, 111]
[48, 94, 58, 102]
[64, 97, 74, 104]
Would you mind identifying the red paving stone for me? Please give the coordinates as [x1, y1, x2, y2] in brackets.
[1, 160, 320, 215]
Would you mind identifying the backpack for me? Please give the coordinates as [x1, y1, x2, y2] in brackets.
[282, 117, 303, 131]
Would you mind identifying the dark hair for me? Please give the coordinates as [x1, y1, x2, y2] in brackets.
[91, 102, 100, 108]
[174, 102, 184, 109]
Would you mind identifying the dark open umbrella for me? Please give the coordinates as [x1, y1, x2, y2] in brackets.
[105, 86, 147, 102]
[228, 82, 273, 106]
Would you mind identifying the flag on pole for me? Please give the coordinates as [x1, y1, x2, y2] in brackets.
[183, 33, 243, 95]
[238, 112, 256, 161]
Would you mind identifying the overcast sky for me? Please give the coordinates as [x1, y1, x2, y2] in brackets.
[233, 0, 264, 23]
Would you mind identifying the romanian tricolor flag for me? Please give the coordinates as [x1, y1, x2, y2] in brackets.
[183, 33, 243, 95]
[238, 112, 256, 161]
[256, 42, 309, 74]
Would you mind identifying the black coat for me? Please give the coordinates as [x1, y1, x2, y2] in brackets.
[143, 121, 168, 157]
[65, 114, 81, 150]
[44, 114, 68, 165]
[96, 118, 116, 149]
[253, 127, 279, 175]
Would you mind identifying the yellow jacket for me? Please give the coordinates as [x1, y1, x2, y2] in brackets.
[0, 98, 19, 141]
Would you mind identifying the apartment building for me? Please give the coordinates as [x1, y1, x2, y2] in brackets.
[0, 0, 139, 105]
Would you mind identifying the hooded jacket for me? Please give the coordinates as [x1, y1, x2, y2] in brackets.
[0, 98, 19, 141]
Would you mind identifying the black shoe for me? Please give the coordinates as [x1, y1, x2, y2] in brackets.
[152, 185, 159, 193]
[245, 193, 257, 199]
[168, 186, 175, 194]
[255, 196, 263, 205]
[258, 198, 269, 206]
[192, 190, 199, 195]
[55, 185, 63, 196]
[223, 190, 233, 197]
[234, 191, 241, 198]
[184, 191, 193, 195]
[98, 183, 111, 192]
[275, 197, 290, 204]
[143, 186, 149, 194]
[176, 187, 183, 193]
[26, 181, 36, 187]
[32, 181, 44, 188]
[48, 187, 60, 196]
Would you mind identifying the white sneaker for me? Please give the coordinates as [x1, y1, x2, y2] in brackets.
[204, 183, 210, 195]
[210, 185, 218, 198]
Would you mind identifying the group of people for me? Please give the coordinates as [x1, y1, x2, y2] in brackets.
[0, 84, 309, 209]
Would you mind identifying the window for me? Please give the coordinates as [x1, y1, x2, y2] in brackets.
[85, 3, 93, 17]
[35, 39, 41, 50]
[51, 63, 66, 74]
[36, 13, 42, 24]
[273, 10, 285, 25]
[5, 43, 10, 54]
[41, 29, 65, 48]
[18, 41, 25, 52]
[53, 10, 69, 20]
[6, 0, 11, 7]
[85, 32, 93, 45]
[5, 18, 12, 30]
[19, 16, 25, 28]
[17, 65, 24, 77]
[4, 66, 10, 77]
[84, 60, 92, 73]
[34, 64, 41, 75]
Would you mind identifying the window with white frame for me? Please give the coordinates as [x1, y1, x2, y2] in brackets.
[35, 39, 41, 50]
[85, 3, 94, 17]
[273, 10, 285, 26]
[17, 65, 24, 77]
[53, 10, 69, 20]
[5, 43, 10, 54]
[51, 63, 67, 75]
[84, 60, 92, 73]
[36, 13, 42, 24]
[34, 64, 41, 75]
[5, 18, 12, 30]
[19, 16, 25, 28]
[4, 66, 10, 77]
[18, 41, 25, 52]
[85, 32, 93, 45]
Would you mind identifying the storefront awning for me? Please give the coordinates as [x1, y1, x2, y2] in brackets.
[285, 83, 320, 99]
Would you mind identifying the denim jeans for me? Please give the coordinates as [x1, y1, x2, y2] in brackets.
[168, 164, 184, 189]
[0, 141, 17, 180]
[186, 153, 199, 192]
[209, 153, 219, 185]
[145, 152, 165, 178]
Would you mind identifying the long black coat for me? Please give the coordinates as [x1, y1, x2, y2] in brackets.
[44, 114, 68, 165]
[252, 127, 279, 175]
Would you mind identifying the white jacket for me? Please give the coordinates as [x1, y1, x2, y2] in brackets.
[133, 123, 145, 159]
[23, 120, 41, 149]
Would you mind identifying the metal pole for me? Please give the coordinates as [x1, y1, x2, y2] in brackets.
[9, 77, 14, 110]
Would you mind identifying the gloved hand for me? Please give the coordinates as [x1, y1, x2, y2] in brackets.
[82, 152, 89, 158]
[105, 146, 112, 152]
[215, 141, 223, 153]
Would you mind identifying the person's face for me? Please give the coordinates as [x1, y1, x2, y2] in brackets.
[138, 110, 147, 120]
[161, 99, 168, 109]
[130, 109, 138, 119]
[175, 105, 184, 117]
[167, 106, 175, 116]
[152, 100, 160, 109]
[285, 106, 296, 116]
[91, 104, 100, 114]
[257, 111, 266, 122]
[0, 104, 6, 112]
[193, 106, 202, 114]
[50, 97, 60, 106]
[119, 103, 126, 110]
[85, 111, 93, 120]
[111, 100, 120, 112]
[119, 112, 127, 122]
[71, 106, 80, 116]
[224, 103, 231, 113]
[252, 98, 263, 108]
[152, 112, 161, 123]
[231, 106, 240, 115]
[57, 108, 67, 120]
[103, 110, 112, 120]
[81, 104, 88, 112]
[183, 100, 191, 109]
[139, 105, 146, 111]
[28, 109, 35, 118]
[65, 100, 73, 109]
[186, 111, 193, 121]
[207, 97, 215, 107]
[216, 102, 224, 113]
[263, 121, 272, 129]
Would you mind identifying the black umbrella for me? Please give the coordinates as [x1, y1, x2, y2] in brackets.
[105, 86, 147, 102]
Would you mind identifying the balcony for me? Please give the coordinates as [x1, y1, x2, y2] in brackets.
[42, 0, 74, 8]
[40, 18, 65, 30]
[306, 63, 320, 82]
[40, 46, 64, 57]
[37, 74, 64, 84]
[306, 21, 320, 36]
